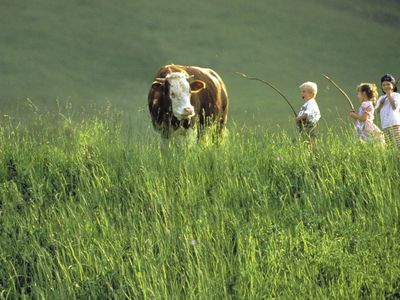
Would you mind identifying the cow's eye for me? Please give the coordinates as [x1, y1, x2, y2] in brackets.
[171, 92, 176, 97]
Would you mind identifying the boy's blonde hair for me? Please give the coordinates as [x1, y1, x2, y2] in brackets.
[299, 82, 318, 97]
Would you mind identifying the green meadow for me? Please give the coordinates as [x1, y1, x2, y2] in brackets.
[1, 0, 400, 299]
[1, 0, 399, 126]
[1, 111, 400, 298]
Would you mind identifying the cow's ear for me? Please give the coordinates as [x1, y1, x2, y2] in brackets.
[190, 80, 206, 94]
[151, 81, 165, 91]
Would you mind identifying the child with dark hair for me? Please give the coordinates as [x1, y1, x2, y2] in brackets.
[349, 83, 383, 144]
[375, 74, 400, 148]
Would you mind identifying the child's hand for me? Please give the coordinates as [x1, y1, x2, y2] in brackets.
[349, 110, 357, 119]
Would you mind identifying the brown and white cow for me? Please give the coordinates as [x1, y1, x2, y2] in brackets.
[148, 64, 229, 140]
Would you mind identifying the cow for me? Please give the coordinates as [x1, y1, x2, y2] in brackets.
[148, 64, 229, 141]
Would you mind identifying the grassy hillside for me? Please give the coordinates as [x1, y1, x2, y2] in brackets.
[1, 2, 400, 298]
[1, 111, 400, 298]
[1, 0, 399, 128]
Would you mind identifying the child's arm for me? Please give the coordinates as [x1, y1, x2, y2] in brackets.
[387, 92, 399, 110]
[349, 110, 368, 122]
[376, 98, 384, 113]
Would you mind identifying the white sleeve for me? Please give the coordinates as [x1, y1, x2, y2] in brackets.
[392, 93, 400, 110]
[305, 102, 320, 123]
[375, 96, 384, 109]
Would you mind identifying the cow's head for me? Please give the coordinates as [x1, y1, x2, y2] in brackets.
[152, 72, 206, 120]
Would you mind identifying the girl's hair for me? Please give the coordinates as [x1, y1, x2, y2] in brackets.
[357, 83, 378, 105]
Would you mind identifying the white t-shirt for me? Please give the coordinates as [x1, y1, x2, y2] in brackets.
[375, 92, 400, 129]
[298, 99, 321, 124]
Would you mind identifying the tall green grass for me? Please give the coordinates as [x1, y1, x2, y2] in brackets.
[0, 107, 400, 299]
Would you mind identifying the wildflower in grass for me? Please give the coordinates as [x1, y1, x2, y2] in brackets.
[190, 239, 198, 246]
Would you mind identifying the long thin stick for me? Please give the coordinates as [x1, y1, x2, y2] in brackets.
[236, 72, 298, 117]
[322, 74, 355, 110]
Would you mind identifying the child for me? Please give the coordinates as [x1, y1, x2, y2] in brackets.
[349, 83, 383, 143]
[375, 74, 400, 148]
[296, 82, 321, 142]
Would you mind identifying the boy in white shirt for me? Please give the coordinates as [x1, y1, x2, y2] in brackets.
[296, 81, 321, 143]
[375, 74, 400, 148]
